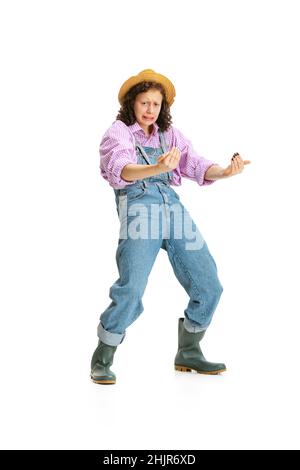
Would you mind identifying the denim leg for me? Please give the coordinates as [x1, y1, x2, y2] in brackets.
[163, 205, 223, 331]
[98, 235, 162, 343]
[97, 321, 125, 346]
[183, 317, 208, 333]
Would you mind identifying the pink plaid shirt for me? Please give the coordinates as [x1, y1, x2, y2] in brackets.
[99, 120, 217, 189]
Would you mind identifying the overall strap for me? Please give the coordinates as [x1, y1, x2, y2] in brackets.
[133, 135, 151, 164]
[158, 130, 168, 154]
[133, 130, 168, 165]
[134, 141, 151, 164]
[159, 130, 172, 183]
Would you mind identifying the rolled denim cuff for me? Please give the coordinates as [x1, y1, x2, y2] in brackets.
[183, 317, 207, 333]
[97, 322, 125, 346]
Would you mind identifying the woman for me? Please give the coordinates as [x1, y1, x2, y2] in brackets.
[91, 69, 250, 384]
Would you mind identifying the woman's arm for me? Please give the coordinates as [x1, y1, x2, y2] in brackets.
[121, 163, 164, 182]
[204, 164, 227, 180]
[204, 154, 251, 180]
[121, 147, 181, 181]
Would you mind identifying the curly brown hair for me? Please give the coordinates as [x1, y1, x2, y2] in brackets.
[115, 81, 173, 132]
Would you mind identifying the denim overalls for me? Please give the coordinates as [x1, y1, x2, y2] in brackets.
[97, 130, 223, 346]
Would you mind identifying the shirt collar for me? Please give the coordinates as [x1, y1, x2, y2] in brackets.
[128, 121, 159, 137]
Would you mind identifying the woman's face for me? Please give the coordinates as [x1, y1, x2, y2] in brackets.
[133, 89, 163, 134]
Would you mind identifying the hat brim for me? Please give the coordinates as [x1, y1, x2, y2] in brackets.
[118, 69, 176, 107]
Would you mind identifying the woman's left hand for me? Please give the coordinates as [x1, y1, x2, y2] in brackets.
[222, 153, 251, 177]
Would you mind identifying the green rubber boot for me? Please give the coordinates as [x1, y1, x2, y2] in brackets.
[174, 318, 226, 375]
[90, 340, 117, 384]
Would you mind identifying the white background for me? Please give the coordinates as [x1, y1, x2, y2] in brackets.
[1, 0, 299, 450]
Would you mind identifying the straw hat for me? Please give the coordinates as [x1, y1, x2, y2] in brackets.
[118, 69, 176, 107]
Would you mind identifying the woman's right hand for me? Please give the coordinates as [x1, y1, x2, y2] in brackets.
[156, 147, 181, 172]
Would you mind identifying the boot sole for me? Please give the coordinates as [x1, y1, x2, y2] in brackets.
[91, 376, 116, 384]
[175, 365, 226, 375]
